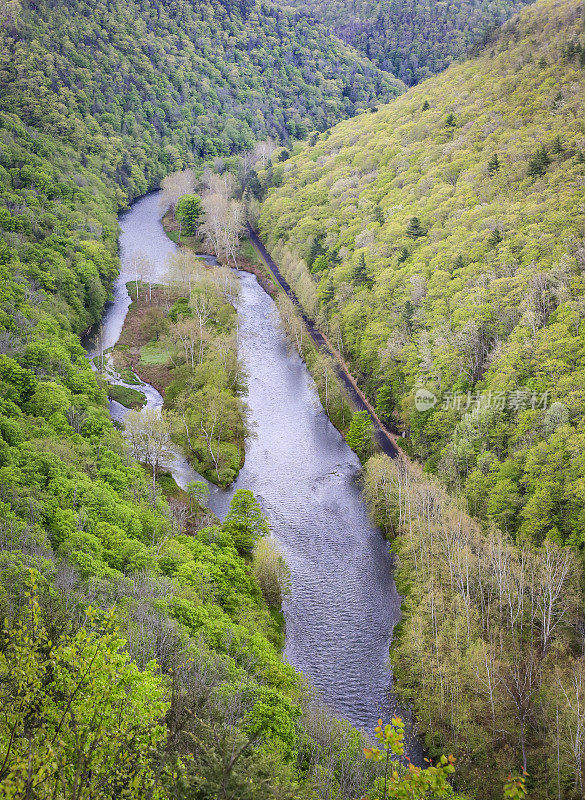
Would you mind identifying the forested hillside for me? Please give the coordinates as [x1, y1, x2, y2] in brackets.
[257, 1, 585, 793]
[259, 0, 585, 554]
[284, 0, 534, 84]
[0, 0, 402, 203]
[0, 0, 409, 796]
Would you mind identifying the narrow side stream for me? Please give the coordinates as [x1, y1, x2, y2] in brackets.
[86, 191, 419, 749]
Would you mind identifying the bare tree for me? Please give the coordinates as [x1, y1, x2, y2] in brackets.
[124, 408, 173, 501]
[159, 169, 195, 214]
[252, 140, 277, 167]
[199, 194, 244, 266]
[166, 250, 206, 299]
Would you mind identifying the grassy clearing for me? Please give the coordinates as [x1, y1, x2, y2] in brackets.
[138, 341, 171, 365]
[107, 384, 147, 409]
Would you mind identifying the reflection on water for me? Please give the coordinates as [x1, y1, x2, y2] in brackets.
[86, 191, 419, 751]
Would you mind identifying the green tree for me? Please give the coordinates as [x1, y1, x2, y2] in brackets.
[375, 383, 395, 425]
[0, 578, 168, 800]
[397, 246, 409, 263]
[487, 153, 501, 175]
[527, 144, 551, 176]
[363, 716, 456, 800]
[551, 135, 564, 154]
[224, 489, 269, 555]
[352, 252, 372, 286]
[406, 217, 425, 237]
[346, 410, 374, 462]
[175, 193, 204, 237]
[187, 479, 210, 507]
[488, 227, 503, 247]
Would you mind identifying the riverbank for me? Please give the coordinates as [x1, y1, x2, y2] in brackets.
[111, 191, 419, 746]
[161, 213, 399, 459]
[109, 273, 246, 489]
[247, 226, 400, 458]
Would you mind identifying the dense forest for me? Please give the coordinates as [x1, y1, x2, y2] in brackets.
[285, 0, 535, 84]
[0, 0, 403, 203]
[1, 0, 583, 794]
[258, 0, 585, 795]
[0, 1, 411, 797]
[259, 0, 585, 555]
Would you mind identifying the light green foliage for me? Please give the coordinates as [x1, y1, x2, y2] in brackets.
[107, 383, 146, 409]
[187, 479, 210, 506]
[0, 0, 402, 190]
[259, 0, 585, 550]
[0, 578, 168, 799]
[363, 717, 456, 800]
[224, 489, 270, 555]
[375, 383, 395, 425]
[364, 454, 583, 800]
[252, 537, 291, 609]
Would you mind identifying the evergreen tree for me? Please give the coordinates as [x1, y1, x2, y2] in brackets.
[551, 135, 564, 154]
[422, 100, 430, 111]
[310, 254, 329, 274]
[453, 254, 465, 270]
[402, 299, 414, 333]
[307, 237, 324, 268]
[487, 153, 501, 175]
[321, 276, 335, 305]
[406, 217, 425, 238]
[445, 112, 456, 127]
[352, 252, 372, 286]
[488, 227, 503, 247]
[397, 246, 410, 263]
[527, 144, 551, 176]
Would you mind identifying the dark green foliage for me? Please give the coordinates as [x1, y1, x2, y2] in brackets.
[284, 0, 534, 85]
[397, 246, 409, 263]
[488, 227, 503, 247]
[307, 236, 324, 269]
[445, 112, 456, 127]
[0, 0, 403, 198]
[487, 153, 501, 175]
[527, 144, 551, 176]
[311, 253, 330, 274]
[402, 300, 414, 333]
[406, 217, 425, 238]
[421, 100, 430, 111]
[320, 276, 335, 304]
[351, 252, 372, 286]
[551, 134, 564, 153]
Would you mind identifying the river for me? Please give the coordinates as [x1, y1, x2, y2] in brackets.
[86, 191, 417, 745]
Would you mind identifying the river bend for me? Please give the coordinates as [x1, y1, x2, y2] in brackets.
[86, 192, 410, 738]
